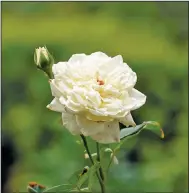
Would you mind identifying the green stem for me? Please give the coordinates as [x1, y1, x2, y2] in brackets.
[43, 184, 72, 192]
[80, 135, 94, 164]
[80, 135, 105, 193]
[96, 142, 105, 181]
[46, 69, 54, 79]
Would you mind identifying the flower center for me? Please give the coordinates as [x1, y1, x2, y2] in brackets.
[97, 78, 104, 85]
[96, 71, 105, 86]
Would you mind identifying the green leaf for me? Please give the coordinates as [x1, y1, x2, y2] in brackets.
[68, 169, 82, 185]
[43, 184, 73, 193]
[143, 121, 164, 139]
[99, 147, 108, 161]
[106, 121, 164, 172]
[120, 121, 164, 140]
[76, 172, 89, 190]
[76, 162, 100, 191]
[120, 123, 146, 139]
[88, 162, 100, 191]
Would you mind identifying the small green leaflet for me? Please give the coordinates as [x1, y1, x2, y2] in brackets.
[76, 172, 89, 190]
[88, 162, 100, 191]
[68, 169, 83, 185]
[120, 121, 164, 140]
[67, 163, 100, 192]
[76, 162, 100, 190]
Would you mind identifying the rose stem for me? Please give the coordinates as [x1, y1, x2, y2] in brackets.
[46, 69, 53, 79]
[96, 142, 105, 182]
[80, 135, 105, 193]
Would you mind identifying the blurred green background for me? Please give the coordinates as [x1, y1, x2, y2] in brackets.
[2, 2, 188, 192]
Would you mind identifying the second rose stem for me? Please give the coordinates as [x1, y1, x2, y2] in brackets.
[96, 142, 105, 182]
[80, 135, 105, 193]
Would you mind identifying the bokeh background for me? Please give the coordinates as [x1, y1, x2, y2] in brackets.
[2, 2, 188, 193]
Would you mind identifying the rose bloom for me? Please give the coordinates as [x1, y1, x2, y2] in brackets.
[47, 52, 146, 143]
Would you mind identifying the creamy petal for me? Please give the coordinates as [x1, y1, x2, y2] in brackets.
[81, 52, 110, 68]
[52, 62, 67, 75]
[62, 112, 81, 135]
[49, 79, 62, 97]
[111, 110, 129, 119]
[90, 52, 109, 59]
[71, 87, 87, 106]
[120, 66, 137, 89]
[68, 53, 87, 63]
[91, 120, 120, 144]
[64, 96, 84, 114]
[76, 115, 105, 136]
[56, 78, 73, 95]
[129, 88, 147, 110]
[106, 64, 137, 89]
[99, 55, 123, 77]
[119, 113, 136, 127]
[47, 98, 65, 112]
[88, 108, 107, 117]
[87, 90, 101, 108]
[85, 112, 113, 122]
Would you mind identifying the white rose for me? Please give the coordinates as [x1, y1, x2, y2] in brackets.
[47, 52, 146, 144]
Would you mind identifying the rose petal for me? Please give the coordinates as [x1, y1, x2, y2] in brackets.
[90, 52, 109, 59]
[129, 88, 147, 110]
[68, 53, 87, 63]
[64, 97, 83, 114]
[62, 112, 81, 135]
[80, 52, 110, 69]
[106, 63, 137, 89]
[49, 79, 62, 97]
[52, 62, 67, 75]
[99, 55, 123, 76]
[85, 111, 113, 122]
[47, 98, 65, 112]
[76, 115, 105, 136]
[119, 113, 136, 127]
[56, 78, 72, 95]
[91, 120, 120, 144]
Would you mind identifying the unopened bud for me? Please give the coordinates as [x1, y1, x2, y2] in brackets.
[84, 153, 97, 159]
[80, 187, 90, 192]
[79, 166, 89, 176]
[104, 148, 113, 153]
[34, 46, 54, 79]
[27, 182, 46, 193]
[110, 153, 119, 165]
